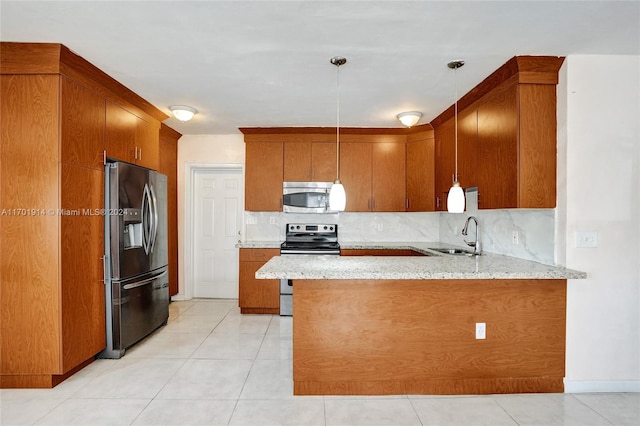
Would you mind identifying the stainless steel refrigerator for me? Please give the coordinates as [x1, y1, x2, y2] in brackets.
[100, 161, 169, 359]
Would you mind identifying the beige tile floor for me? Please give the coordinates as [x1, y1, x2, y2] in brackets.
[1, 299, 638, 425]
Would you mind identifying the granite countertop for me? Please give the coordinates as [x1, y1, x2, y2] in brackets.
[254, 241, 587, 280]
[236, 241, 282, 249]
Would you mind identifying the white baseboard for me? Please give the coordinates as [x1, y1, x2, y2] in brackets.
[564, 380, 640, 393]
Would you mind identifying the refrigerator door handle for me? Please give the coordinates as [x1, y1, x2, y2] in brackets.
[149, 183, 159, 254]
[122, 270, 168, 290]
[142, 183, 152, 255]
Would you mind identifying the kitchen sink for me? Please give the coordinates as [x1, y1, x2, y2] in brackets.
[429, 248, 479, 256]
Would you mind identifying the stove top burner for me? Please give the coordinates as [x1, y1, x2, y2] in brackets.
[281, 223, 340, 255]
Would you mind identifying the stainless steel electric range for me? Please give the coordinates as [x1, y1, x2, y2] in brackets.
[279, 223, 340, 315]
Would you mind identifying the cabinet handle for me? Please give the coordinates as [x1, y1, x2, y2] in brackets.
[101, 255, 107, 284]
[102, 150, 107, 166]
[138, 147, 142, 161]
[436, 196, 441, 209]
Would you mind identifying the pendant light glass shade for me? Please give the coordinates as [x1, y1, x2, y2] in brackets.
[447, 181, 465, 213]
[329, 180, 346, 211]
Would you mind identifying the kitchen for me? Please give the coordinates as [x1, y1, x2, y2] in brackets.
[1, 1, 639, 425]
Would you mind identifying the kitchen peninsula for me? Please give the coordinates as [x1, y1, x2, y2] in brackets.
[256, 244, 586, 396]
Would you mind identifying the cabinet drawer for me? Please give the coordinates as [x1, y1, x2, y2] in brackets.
[239, 248, 280, 262]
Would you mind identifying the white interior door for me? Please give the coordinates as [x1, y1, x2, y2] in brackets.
[193, 168, 243, 298]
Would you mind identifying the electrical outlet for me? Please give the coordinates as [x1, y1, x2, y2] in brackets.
[246, 216, 257, 225]
[454, 226, 458, 235]
[376, 223, 384, 231]
[512, 231, 519, 245]
[475, 322, 486, 340]
[269, 216, 276, 225]
[576, 231, 598, 248]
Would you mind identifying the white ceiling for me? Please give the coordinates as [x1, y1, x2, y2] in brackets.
[1, 1, 638, 135]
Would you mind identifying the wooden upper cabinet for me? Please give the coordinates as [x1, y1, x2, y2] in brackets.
[60, 77, 105, 169]
[372, 142, 406, 211]
[283, 141, 311, 181]
[340, 142, 372, 212]
[135, 118, 160, 170]
[105, 101, 160, 169]
[105, 101, 136, 163]
[476, 79, 519, 209]
[432, 56, 563, 210]
[283, 141, 337, 182]
[311, 142, 337, 182]
[406, 132, 435, 212]
[434, 119, 455, 211]
[245, 141, 284, 211]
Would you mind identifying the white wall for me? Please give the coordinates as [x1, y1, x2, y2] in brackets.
[558, 55, 640, 392]
[176, 134, 245, 299]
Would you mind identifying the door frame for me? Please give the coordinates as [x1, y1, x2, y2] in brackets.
[181, 163, 244, 301]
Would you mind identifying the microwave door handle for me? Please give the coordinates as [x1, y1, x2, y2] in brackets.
[142, 184, 152, 255]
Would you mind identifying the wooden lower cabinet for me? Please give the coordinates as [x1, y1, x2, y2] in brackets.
[238, 248, 280, 314]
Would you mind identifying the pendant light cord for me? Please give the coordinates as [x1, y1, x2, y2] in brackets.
[454, 65, 458, 183]
[336, 62, 341, 182]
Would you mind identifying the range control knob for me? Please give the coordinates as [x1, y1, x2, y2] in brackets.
[323, 225, 328, 230]
[329, 226, 334, 231]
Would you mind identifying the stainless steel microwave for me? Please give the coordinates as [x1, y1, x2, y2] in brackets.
[282, 182, 332, 213]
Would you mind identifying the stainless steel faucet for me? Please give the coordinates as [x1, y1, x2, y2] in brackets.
[461, 216, 481, 255]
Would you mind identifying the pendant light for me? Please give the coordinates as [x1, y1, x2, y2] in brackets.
[329, 56, 347, 211]
[446, 60, 466, 213]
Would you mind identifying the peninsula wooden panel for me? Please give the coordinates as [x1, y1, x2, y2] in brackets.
[60, 76, 105, 170]
[245, 141, 283, 211]
[1, 75, 61, 374]
[293, 279, 566, 395]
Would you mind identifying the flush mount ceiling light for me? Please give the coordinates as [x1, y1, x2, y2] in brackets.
[328, 56, 347, 212]
[169, 105, 197, 122]
[446, 60, 466, 213]
[396, 111, 423, 127]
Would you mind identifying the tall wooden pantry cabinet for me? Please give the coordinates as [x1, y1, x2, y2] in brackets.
[0, 42, 170, 388]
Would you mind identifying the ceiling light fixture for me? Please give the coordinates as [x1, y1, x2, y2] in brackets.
[446, 60, 466, 213]
[396, 111, 423, 127]
[329, 56, 347, 212]
[169, 105, 197, 122]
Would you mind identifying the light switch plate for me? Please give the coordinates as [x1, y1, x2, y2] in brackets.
[576, 231, 598, 248]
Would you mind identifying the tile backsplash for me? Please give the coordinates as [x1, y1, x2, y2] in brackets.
[244, 209, 555, 265]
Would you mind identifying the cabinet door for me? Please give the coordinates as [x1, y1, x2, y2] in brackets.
[339, 142, 372, 211]
[311, 142, 337, 182]
[159, 125, 179, 296]
[372, 142, 406, 212]
[105, 101, 136, 163]
[245, 141, 284, 211]
[238, 248, 280, 313]
[283, 141, 311, 181]
[434, 119, 455, 211]
[407, 138, 435, 211]
[476, 80, 518, 209]
[135, 118, 160, 170]
[60, 77, 105, 170]
[60, 164, 105, 371]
